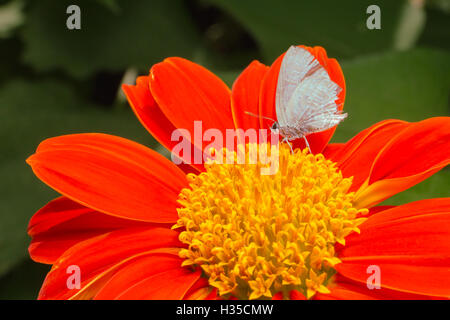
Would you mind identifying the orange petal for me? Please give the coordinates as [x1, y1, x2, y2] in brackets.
[27, 133, 187, 223]
[314, 282, 379, 300]
[28, 197, 93, 237]
[336, 198, 450, 298]
[354, 117, 450, 208]
[122, 76, 175, 155]
[322, 143, 344, 159]
[28, 197, 161, 264]
[183, 278, 213, 300]
[259, 54, 282, 130]
[150, 57, 234, 152]
[122, 77, 202, 173]
[289, 290, 307, 300]
[271, 292, 283, 300]
[231, 60, 269, 131]
[316, 278, 443, 300]
[341, 198, 450, 257]
[336, 257, 450, 299]
[363, 205, 396, 218]
[326, 119, 409, 192]
[38, 227, 181, 299]
[94, 254, 183, 299]
[184, 287, 216, 300]
[115, 268, 201, 300]
[259, 45, 345, 154]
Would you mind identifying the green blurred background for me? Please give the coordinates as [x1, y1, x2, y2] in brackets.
[0, 0, 448, 299]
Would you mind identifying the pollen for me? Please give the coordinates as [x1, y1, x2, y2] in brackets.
[173, 143, 368, 300]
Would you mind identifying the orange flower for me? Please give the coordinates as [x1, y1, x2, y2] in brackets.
[26, 45, 450, 300]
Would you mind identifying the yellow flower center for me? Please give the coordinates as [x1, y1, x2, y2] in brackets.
[173, 143, 367, 300]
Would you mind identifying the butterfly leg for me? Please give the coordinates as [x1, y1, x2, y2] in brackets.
[303, 136, 311, 153]
[284, 138, 294, 154]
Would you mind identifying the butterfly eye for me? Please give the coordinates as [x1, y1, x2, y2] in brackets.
[271, 122, 279, 130]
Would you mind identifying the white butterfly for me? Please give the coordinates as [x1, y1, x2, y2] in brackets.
[268, 46, 347, 152]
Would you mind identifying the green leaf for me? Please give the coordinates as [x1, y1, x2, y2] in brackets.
[0, 79, 154, 277]
[205, 0, 406, 62]
[0, 37, 29, 85]
[96, 0, 120, 13]
[0, 256, 49, 299]
[21, 0, 200, 78]
[417, 6, 450, 52]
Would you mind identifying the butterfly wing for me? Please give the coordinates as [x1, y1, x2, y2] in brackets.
[288, 66, 346, 134]
[294, 103, 347, 135]
[276, 46, 346, 135]
[276, 46, 322, 127]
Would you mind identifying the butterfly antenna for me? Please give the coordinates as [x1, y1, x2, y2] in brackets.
[244, 111, 276, 122]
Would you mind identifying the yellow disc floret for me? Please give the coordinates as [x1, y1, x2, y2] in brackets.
[173, 143, 368, 300]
